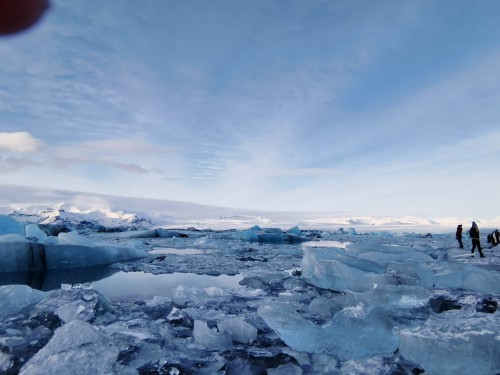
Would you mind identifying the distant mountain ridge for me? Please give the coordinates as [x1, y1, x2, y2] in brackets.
[301, 216, 440, 227]
[1, 186, 498, 233]
[9, 202, 154, 233]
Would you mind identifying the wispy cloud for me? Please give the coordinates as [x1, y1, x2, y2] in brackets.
[0, 156, 42, 173]
[1, 0, 499, 217]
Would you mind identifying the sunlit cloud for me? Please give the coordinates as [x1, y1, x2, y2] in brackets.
[0, 132, 42, 153]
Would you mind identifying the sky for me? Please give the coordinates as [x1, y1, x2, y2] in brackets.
[1, 0, 500, 218]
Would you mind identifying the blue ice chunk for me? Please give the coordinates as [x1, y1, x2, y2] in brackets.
[287, 226, 303, 236]
[412, 262, 500, 294]
[0, 285, 46, 318]
[300, 247, 388, 292]
[193, 320, 233, 351]
[303, 247, 386, 273]
[25, 224, 48, 243]
[123, 229, 159, 238]
[258, 302, 398, 360]
[0, 235, 147, 272]
[19, 320, 119, 375]
[0, 215, 25, 236]
[239, 226, 308, 244]
[58, 230, 95, 247]
[0, 235, 45, 272]
[122, 229, 187, 238]
[217, 318, 258, 344]
[257, 233, 286, 244]
[43, 244, 147, 269]
[156, 229, 187, 238]
[347, 241, 416, 255]
[261, 228, 282, 234]
[239, 229, 259, 242]
[358, 250, 434, 265]
[399, 310, 500, 375]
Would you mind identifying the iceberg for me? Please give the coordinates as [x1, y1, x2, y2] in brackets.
[239, 225, 308, 244]
[25, 224, 48, 243]
[0, 234, 147, 272]
[300, 247, 387, 292]
[0, 235, 46, 272]
[123, 228, 188, 238]
[193, 319, 233, 350]
[43, 243, 147, 269]
[34, 284, 113, 323]
[19, 320, 119, 375]
[217, 317, 258, 344]
[412, 262, 500, 294]
[57, 230, 95, 247]
[0, 285, 46, 318]
[399, 310, 500, 375]
[258, 302, 398, 360]
[0, 215, 25, 236]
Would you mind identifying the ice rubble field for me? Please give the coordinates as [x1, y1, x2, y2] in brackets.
[1, 220, 500, 374]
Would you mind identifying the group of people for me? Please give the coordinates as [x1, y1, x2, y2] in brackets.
[456, 222, 499, 258]
[487, 229, 500, 247]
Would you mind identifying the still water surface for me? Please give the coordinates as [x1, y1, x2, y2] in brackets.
[92, 271, 244, 301]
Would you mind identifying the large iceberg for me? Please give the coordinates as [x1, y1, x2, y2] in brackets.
[411, 261, 500, 294]
[0, 233, 146, 273]
[399, 309, 500, 375]
[0, 234, 46, 273]
[207, 225, 310, 244]
[300, 246, 388, 292]
[258, 302, 398, 360]
[0, 215, 25, 236]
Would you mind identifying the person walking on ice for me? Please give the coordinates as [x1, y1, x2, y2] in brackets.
[456, 224, 464, 248]
[469, 221, 485, 258]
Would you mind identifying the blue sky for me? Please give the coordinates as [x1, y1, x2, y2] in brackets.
[1, 0, 500, 217]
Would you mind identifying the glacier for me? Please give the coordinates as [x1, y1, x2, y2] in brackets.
[0, 211, 499, 374]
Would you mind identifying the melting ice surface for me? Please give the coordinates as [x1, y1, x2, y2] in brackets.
[0, 223, 500, 375]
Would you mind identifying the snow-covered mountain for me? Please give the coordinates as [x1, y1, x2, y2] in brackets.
[9, 202, 154, 233]
[298, 215, 500, 231]
[2, 184, 499, 233]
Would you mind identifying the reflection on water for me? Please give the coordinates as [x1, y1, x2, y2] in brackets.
[92, 271, 244, 301]
[0, 266, 119, 292]
[302, 240, 351, 249]
[0, 268, 244, 301]
[149, 247, 204, 255]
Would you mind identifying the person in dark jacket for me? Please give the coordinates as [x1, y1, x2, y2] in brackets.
[487, 229, 500, 247]
[456, 224, 464, 248]
[469, 221, 485, 258]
